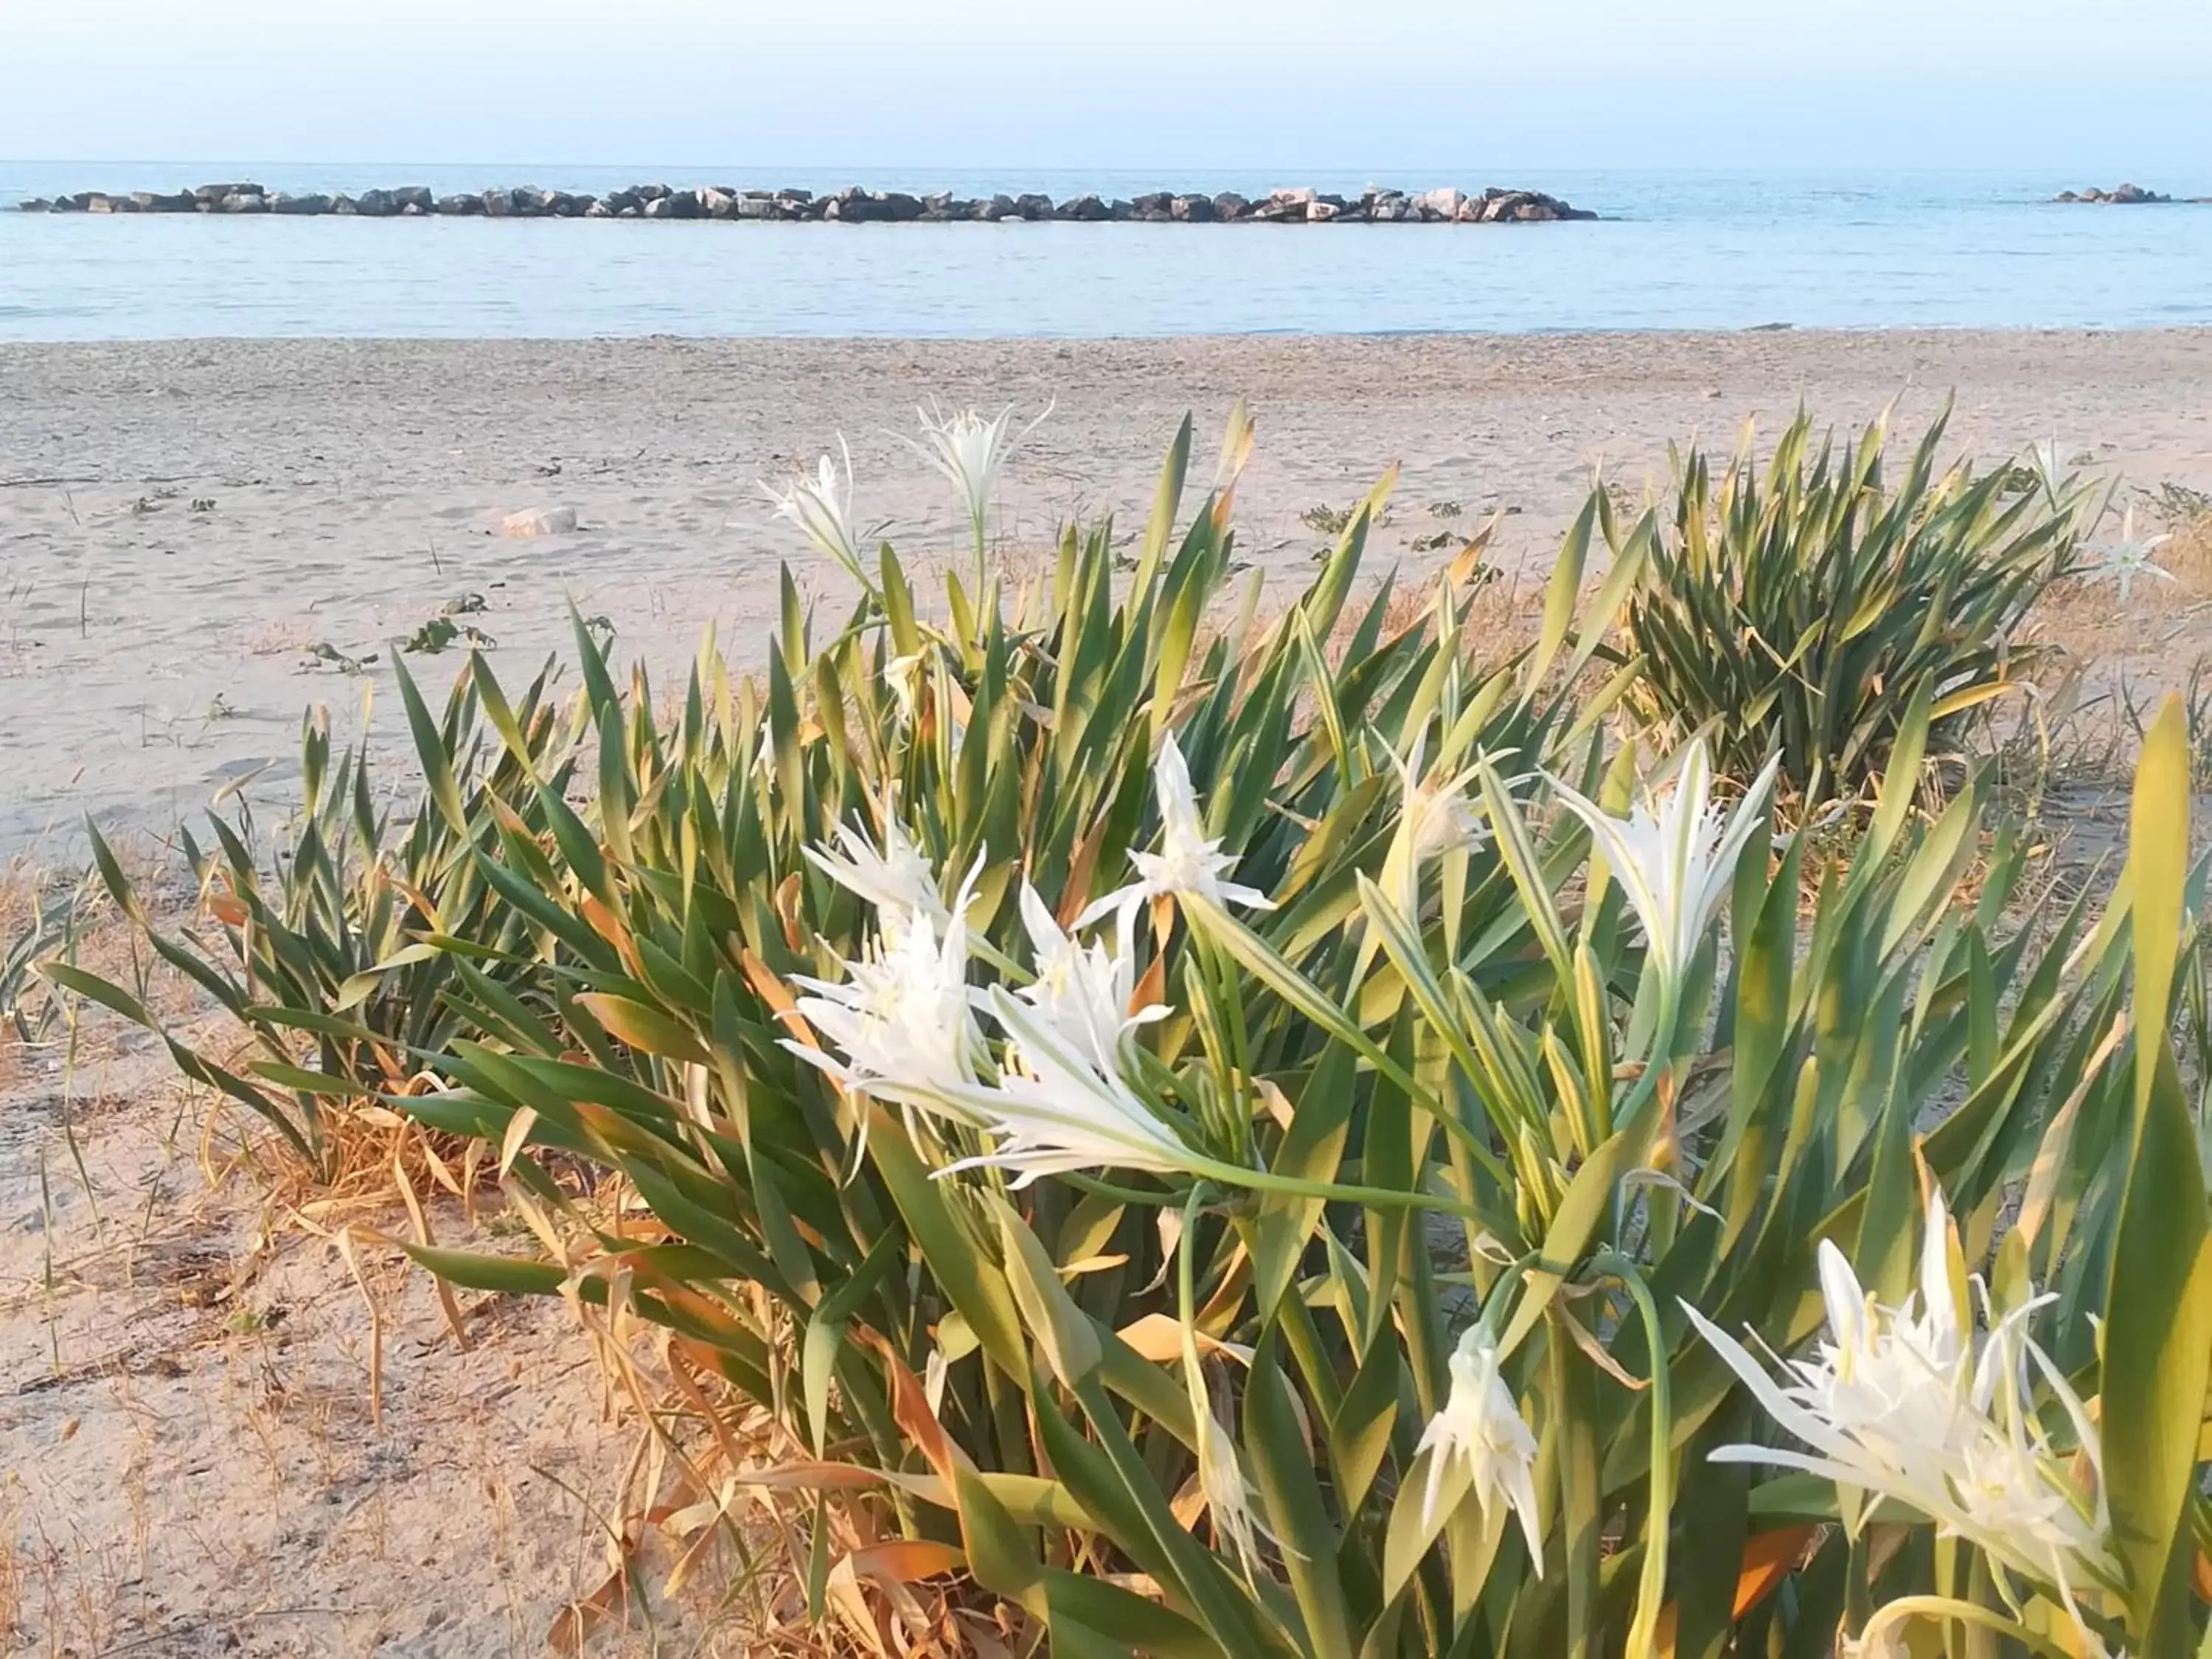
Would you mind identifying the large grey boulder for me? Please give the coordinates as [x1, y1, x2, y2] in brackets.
[1212, 191, 1252, 220]
[269, 192, 332, 215]
[220, 190, 268, 213]
[1413, 186, 1464, 221]
[133, 190, 197, 212]
[435, 193, 484, 215]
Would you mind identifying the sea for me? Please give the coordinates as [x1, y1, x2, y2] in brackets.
[1, 164, 2208, 338]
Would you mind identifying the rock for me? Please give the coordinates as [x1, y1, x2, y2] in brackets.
[435, 194, 483, 216]
[85, 194, 117, 213]
[1371, 192, 1409, 222]
[220, 191, 268, 213]
[194, 182, 261, 205]
[971, 193, 1017, 221]
[354, 187, 397, 217]
[1057, 194, 1111, 222]
[18, 198, 51, 212]
[270, 192, 332, 215]
[481, 188, 518, 218]
[617, 205, 641, 218]
[331, 195, 358, 215]
[644, 192, 702, 219]
[584, 199, 614, 218]
[735, 194, 777, 219]
[1015, 192, 1054, 220]
[2059, 183, 2173, 204]
[501, 507, 578, 538]
[600, 188, 642, 215]
[1414, 186, 1464, 221]
[553, 193, 594, 217]
[394, 187, 434, 213]
[132, 190, 197, 212]
[1307, 199, 1340, 222]
[699, 187, 737, 218]
[1170, 193, 1215, 222]
[1213, 191, 1252, 221]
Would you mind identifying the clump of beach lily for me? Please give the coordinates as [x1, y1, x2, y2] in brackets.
[64, 406, 2211, 1656]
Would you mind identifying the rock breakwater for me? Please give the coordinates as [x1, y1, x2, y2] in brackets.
[2053, 183, 2211, 204]
[15, 181, 1597, 223]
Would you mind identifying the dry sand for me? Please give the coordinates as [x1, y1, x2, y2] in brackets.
[6, 328, 2212, 1655]
[5, 330, 2212, 858]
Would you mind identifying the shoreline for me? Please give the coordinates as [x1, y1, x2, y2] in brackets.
[4, 327, 2211, 855]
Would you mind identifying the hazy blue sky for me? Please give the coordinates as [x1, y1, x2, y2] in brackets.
[7, 0, 2210, 174]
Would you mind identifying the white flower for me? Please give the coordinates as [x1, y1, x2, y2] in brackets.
[1549, 737, 1779, 992]
[1414, 1324, 1544, 1568]
[931, 987, 1203, 1186]
[786, 904, 981, 1102]
[762, 438, 867, 582]
[1684, 1186, 2114, 1613]
[1195, 1404, 1266, 1579]
[1079, 734, 1275, 931]
[899, 400, 1048, 556]
[883, 652, 925, 726]
[1015, 883, 1166, 1068]
[1388, 731, 1486, 864]
[803, 816, 947, 945]
[2079, 506, 2174, 603]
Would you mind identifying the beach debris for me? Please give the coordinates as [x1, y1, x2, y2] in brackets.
[402, 616, 496, 655]
[21, 181, 1601, 222]
[302, 641, 378, 674]
[500, 506, 577, 538]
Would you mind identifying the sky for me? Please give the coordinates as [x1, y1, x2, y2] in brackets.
[5, 0, 2210, 175]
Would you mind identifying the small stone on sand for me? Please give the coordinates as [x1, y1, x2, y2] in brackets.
[501, 506, 577, 537]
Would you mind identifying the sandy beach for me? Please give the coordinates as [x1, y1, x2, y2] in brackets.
[5, 328, 2212, 856]
[5, 326, 2212, 1654]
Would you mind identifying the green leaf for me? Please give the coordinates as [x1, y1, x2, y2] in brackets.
[992, 1198, 1103, 1388]
[2102, 694, 2212, 1649]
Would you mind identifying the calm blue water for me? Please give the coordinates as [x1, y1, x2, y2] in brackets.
[1, 164, 2208, 338]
